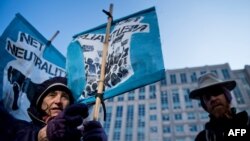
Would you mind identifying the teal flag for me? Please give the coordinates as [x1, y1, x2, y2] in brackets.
[0, 13, 66, 121]
[67, 7, 165, 105]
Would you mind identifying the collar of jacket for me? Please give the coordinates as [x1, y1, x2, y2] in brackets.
[206, 108, 249, 130]
[27, 107, 46, 127]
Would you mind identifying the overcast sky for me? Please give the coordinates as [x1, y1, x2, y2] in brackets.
[1, 0, 250, 70]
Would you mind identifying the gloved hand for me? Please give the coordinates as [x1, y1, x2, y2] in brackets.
[81, 121, 108, 141]
[46, 103, 89, 141]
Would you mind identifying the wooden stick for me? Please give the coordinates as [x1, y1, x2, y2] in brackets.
[93, 4, 113, 121]
[47, 30, 60, 46]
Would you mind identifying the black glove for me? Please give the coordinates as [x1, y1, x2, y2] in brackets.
[47, 103, 89, 141]
[81, 121, 108, 141]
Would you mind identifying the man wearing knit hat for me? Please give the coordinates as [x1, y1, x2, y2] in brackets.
[189, 72, 250, 141]
[15, 76, 107, 141]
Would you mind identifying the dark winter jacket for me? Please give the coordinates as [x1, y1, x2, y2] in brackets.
[195, 108, 250, 141]
[0, 101, 37, 141]
[12, 122, 43, 141]
[7, 77, 107, 141]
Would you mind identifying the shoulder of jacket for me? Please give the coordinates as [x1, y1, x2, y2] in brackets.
[195, 130, 206, 141]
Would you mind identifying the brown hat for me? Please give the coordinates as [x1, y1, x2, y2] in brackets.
[189, 72, 236, 100]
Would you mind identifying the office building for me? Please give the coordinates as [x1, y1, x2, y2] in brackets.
[100, 63, 250, 141]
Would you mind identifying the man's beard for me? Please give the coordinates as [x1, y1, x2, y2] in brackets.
[211, 103, 231, 119]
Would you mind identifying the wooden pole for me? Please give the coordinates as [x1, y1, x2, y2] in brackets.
[93, 4, 113, 121]
[46, 30, 60, 46]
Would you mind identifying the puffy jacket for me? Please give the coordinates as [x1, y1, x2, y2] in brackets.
[0, 101, 37, 141]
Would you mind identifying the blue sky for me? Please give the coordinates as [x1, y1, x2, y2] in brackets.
[1, 0, 250, 70]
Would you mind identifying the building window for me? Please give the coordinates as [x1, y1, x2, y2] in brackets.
[127, 105, 133, 118]
[149, 85, 156, 99]
[138, 120, 145, 127]
[170, 74, 177, 84]
[106, 106, 112, 115]
[162, 114, 170, 121]
[163, 137, 171, 141]
[160, 78, 167, 86]
[163, 125, 171, 133]
[175, 125, 184, 133]
[150, 126, 158, 133]
[180, 73, 187, 83]
[161, 91, 169, 110]
[149, 103, 157, 110]
[128, 92, 134, 101]
[117, 95, 124, 101]
[137, 131, 145, 141]
[233, 86, 245, 104]
[191, 72, 197, 82]
[125, 128, 133, 141]
[189, 124, 198, 132]
[183, 88, 193, 108]
[138, 104, 145, 129]
[174, 113, 182, 120]
[126, 105, 133, 128]
[128, 93, 135, 101]
[138, 104, 145, 116]
[150, 84, 156, 92]
[104, 120, 111, 128]
[199, 112, 209, 119]
[107, 97, 114, 102]
[139, 92, 145, 100]
[150, 115, 157, 121]
[139, 87, 145, 100]
[116, 106, 123, 118]
[139, 87, 145, 93]
[104, 125, 110, 133]
[104, 115, 111, 132]
[113, 131, 120, 141]
[149, 92, 156, 99]
[222, 68, 230, 79]
[172, 89, 181, 109]
[115, 120, 122, 128]
[176, 138, 185, 141]
[103, 106, 112, 133]
[187, 112, 196, 120]
[239, 75, 248, 85]
[104, 108, 111, 133]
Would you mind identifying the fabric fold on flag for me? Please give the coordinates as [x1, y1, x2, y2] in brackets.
[66, 41, 86, 101]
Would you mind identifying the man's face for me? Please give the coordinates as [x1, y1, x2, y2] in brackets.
[41, 90, 70, 118]
[202, 88, 231, 118]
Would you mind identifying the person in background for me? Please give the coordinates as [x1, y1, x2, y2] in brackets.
[189, 72, 250, 141]
[16, 76, 107, 141]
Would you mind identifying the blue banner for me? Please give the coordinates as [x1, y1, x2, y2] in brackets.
[67, 7, 165, 105]
[0, 13, 66, 121]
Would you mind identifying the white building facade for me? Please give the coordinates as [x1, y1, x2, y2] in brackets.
[99, 63, 250, 141]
